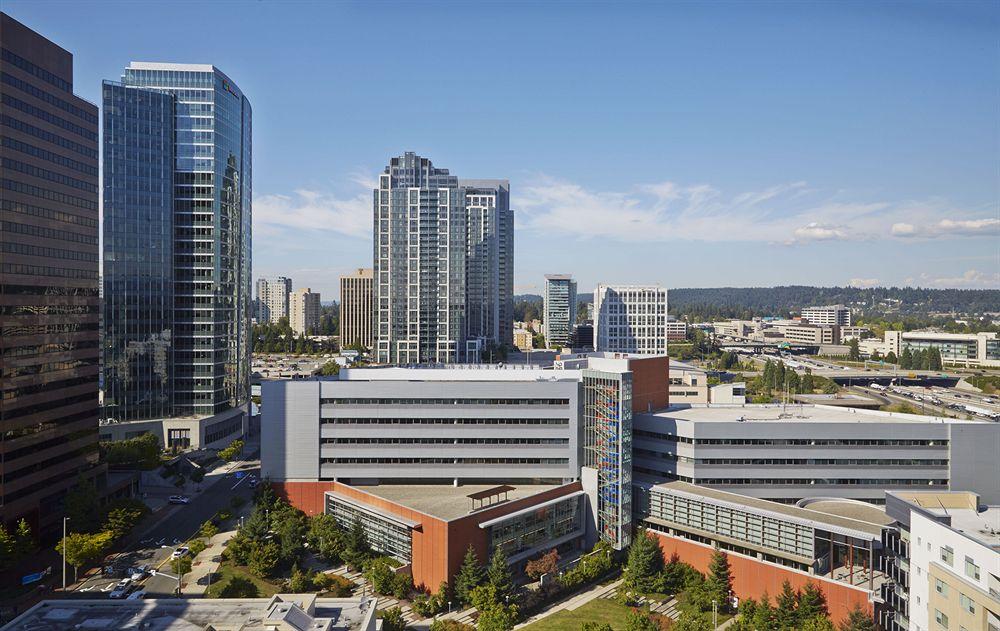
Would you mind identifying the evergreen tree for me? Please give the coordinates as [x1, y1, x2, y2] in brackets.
[885, 351, 897, 365]
[752, 593, 777, 631]
[454, 545, 485, 606]
[899, 347, 913, 369]
[797, 582, 828, 620]
[486, 547, 515, 605]
[838, 604, 877, 631]
[14, 518, 34, 558]
[622, 528, 664, 594]
[801, 372, 815, 393]
[624, 610, 660, 631]
[928, 346, 943, 371]
[705, 550, 733, 611]
[848, 338, 861, 361]
[342, 518, 370, 571]
[775, 580, 799, 629]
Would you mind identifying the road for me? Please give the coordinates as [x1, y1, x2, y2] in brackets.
[74, 454, 259, 598]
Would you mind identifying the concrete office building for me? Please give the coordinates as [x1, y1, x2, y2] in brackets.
[571, 323, 594, 349]
[861, 330, 1000, 368]
[290, 287, 320, 335]
[256, 276, 292, 324]
[881, 491, 999, 631]
[513, 327, 533, 351]
[781, 323, 841, 345]
[631, 405, 1000, 505]
[802, 304, 852, 327]
[0, 13, 104, 532]
[101, 62, 251, 443]
[339, 268, 373, 349]
[594, 284, 669, 354]
[668, 360, 747, 405]
[373, 153, 513, 364]
[666, 318, 688, 341]
[637, 481, 892, 627]
[544, 274, 576, 349]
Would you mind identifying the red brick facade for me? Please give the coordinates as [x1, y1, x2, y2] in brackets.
[650, 531, 873, 627]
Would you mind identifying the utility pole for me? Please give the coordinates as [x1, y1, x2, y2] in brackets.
[61, 516, 69, 591]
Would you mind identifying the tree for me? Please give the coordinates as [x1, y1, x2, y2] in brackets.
[486, 547, 515, 605]
[392, 572, 413, 599]
[928, 346, 943, 371]
[775, 580, 799, 629]
[365, 558, 396, 595]
[525, 548, 559, 581]
[308, 513, 344, 563]
[623, 528, 664, 594]
[14, 518, 34, 558]
[57, 531, 112, 582]
[673, 612, 712, 631]
[171, 555, 193, 578]
[885, 351, 897, 365]
[290, 564, 313, 592]
[0, 525, 15, 570]
[797, 582, 828, 621]
[801, 372, 815, 393]
[752, 592, 777, 631]
[454, 545, 485, 606]
[248, 540, 280, 578]
[200, 520, 219, 539]
[219, 575, 260, 598]
[342, 518, 371, 571]
[272, 503, 307, 564]
[705, 550, 733, 612]
[380, 607, 407, 631]
[476, 600, 518, 631]
[624, 610, 659, 631]
[319, 361, 341, 376]
[218, 439, 245, 462]
[838, 605, 877, 631]
[899, 347, 913, 369]
[65, 477, 101, 533]
[801, 617, 836, 631]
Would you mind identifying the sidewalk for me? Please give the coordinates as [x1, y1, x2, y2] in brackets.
[183, 530, 237, 596]
[513, 579, 622, 629]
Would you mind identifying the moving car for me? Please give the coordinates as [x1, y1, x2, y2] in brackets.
[168, 495, 190, 505]
[108, 578, 132, 599]
[129, 565, 150, 581]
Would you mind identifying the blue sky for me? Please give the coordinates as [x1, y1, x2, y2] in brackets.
[7, 0, 999, 298]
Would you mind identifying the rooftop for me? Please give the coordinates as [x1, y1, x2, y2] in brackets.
[338, 366, 581, 382]
[5, 596, 376, 631]
[336, 482, 563, 521]
[648, 403, 986, 424]
[891, 491, 1000, 549]
[648, 481, 888, 538]
[798, 498, 897, 526]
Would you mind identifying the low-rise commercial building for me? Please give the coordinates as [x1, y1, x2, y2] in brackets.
[781, 323, 841, 345]
[7, 594, 379, 631]
[668, 361, 746, 405]
[666, 319, 688, 341]
[881, 490, 999, 631]
[98, 406, 247, 451]
[637, 481, 890, 627]
[632, 404, 1000, 505]
[513, 327, 534, 351]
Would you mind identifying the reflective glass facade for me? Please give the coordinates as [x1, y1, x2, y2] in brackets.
[102, 63, 251, 421]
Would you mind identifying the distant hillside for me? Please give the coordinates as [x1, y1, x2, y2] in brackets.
[668, 286, 1000, 319]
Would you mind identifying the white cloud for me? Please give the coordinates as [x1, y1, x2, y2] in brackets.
[514, 174, 993, 245]
[892, 218, 1000, 239]
[917, 269, 1000, 288]
[848, 278, 881, 288]
[254, 188, 371, 239]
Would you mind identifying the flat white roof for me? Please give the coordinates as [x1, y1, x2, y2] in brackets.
[127, 61, 217, 72]
[922, 506, 1000, 549]
[646, 404, 988, 425]
[339, 366, 581, 382]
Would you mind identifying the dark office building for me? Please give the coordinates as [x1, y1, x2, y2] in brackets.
[0, 13, 103, 533]
[571, 323, 594, 349]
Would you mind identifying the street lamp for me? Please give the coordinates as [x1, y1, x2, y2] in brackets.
[62, 517, 69, 591]
[448, 601, 452, 614]
[712, 599, 718, 629]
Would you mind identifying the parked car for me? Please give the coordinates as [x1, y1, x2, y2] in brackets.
[248, 478, 259, 489]
[109, 578, 132, 599]
[171, 546, 190, 559]
[126, 589, 146, 600]
[168, 495, 190, 505]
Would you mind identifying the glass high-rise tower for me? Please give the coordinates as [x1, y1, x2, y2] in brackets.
[373, 153, 513, 364]
[102, 63, 251, 423]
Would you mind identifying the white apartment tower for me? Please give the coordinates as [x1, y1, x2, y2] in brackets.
[289, 288, 321, 335]
[594, 284, 669, 354]
[544, 275, 577, 349]
[340, 268, 374, 349]
[373, 153, 513, 364]
[801, 304, 851, 326]
[256, 276, 292, 324]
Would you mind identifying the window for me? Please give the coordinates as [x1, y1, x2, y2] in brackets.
[935, 609, 949, 628]
[959, 593, 975, 615]
[935, 578, 949, 596]
[941, 545, 954, 565]
[964, 556, 980, 581]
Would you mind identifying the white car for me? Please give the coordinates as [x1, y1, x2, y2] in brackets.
[129, 565, 150, 581]
[168, 495, 190, 505]
[171, 546, 190, 559]
[108, 578, 132, 599]
[126, 589, 146, 600]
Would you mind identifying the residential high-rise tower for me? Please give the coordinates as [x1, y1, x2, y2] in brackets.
[102, 62, 251, 424]
[544, 274, 577, 349]
[255, 276, 292, 324]
[594, 284, 669, 354]
[0, 13, 103, 532]
[290, 287, 320, 335]
[373, 152, 513, 364]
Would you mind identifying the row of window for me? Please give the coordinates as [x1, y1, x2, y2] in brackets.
[322, 417, 570, 426]
[695, 478, 948, 486]
[1, 220, 98, 246]
[322, 397, 571, 406]
[1, 48, 73, 93]
[1, 114, 98, 160]
[633, 428, 947, 447]
[2, 391, 96, 421]
[323, 457, 570, 465]
[0, 241, 97, 263]
[3, 158, 96, 193]
[1, 72, 97, 124]
[0, 93, 96, 141]
[2, 136, 96, 178]
[1, 340, 99, 359]
[2, 284, 98, 297]
[1, 262, 97, 280]
[2, 357, 99, 379]
[1, 178, 97, 211]
[322, 437, 569, 445]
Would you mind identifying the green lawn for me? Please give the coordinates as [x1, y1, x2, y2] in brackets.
[521, 599, 635, 631]
[204, 561, 283, 598]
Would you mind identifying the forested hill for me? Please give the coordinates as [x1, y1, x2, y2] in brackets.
[668, 286, 1000, 319]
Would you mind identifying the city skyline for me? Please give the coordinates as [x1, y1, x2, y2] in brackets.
[4, 1, 997, 298]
